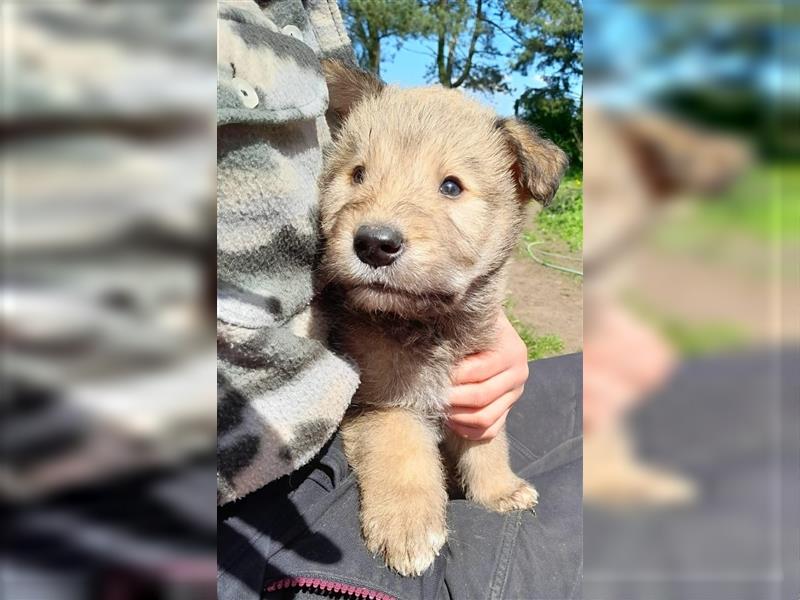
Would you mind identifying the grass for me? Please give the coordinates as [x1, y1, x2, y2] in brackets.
[530, 164, 795, 254]
[690, 164, 800, 242]
[504, 301, 565, 360]
[627, 295, 750, 357]
[655, 164, 800, 254]
[535, 172, 583, 251]
[659, 320, 749, 357]
[506, 172, 581, 358]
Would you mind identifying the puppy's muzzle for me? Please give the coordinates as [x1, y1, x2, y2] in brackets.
[353, 225, 404, 268]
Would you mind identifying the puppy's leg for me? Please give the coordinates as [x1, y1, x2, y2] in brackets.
[444, 427, 538, 512]
[342, 409, 447, 576]
[583, 425, 697, 507]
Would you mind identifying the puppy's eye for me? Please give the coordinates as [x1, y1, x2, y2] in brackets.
[439, 177, 463, 198]
[352, 166, 365, 184]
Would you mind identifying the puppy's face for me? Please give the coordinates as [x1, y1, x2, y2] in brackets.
[319, 62, 567, 318]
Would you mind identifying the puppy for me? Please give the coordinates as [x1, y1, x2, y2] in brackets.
[317, 60, 567, 576]
[583, 105, 751, 508]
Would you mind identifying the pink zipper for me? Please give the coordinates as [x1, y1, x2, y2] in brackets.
[265, 576, 396, 600]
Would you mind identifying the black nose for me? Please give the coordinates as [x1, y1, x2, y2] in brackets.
[353, 225, 404, 267]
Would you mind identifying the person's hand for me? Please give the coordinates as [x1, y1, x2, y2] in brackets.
[583, 302, 676, 434]
[447, 311, 529, 440]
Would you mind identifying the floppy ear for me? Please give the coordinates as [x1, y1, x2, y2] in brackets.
[616, 112, 751, 201]
[496, 118, 569, 206]
[321, 59, 385, 121]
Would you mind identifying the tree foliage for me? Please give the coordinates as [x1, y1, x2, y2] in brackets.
[338, 0, 584, 163]
[341, 0, 428, 76]
[507, 0, 583, 94]
[426, 0, 510, 92]
[509, 0, 583, 166]
[515, 86, 582, 167]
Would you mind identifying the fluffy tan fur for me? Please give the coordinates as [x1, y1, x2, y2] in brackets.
[583, 106, 749, 508]
[317, 60, 567, 576]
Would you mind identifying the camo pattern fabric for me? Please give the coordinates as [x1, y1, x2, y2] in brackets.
[2, 2, 217, 500]
[216, 0, 359, 505]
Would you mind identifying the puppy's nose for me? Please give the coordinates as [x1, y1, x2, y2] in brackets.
[353, 225, 404, 267]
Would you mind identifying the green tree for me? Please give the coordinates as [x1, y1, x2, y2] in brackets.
[515, 86, 582, 167]
[338, 0, 584, 163]
[507, 0, 583, 94]
[508, 0, 583, 165]
[426, 0, 509, 92]
[423, 0, 583, 96]
[340, 0, 428, 76]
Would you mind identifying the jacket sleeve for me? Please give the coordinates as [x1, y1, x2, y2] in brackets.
[216, 0, 358, 505]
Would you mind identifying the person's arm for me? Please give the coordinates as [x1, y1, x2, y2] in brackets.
[216, 0, 359, 505]
[583, 301, 676, 434]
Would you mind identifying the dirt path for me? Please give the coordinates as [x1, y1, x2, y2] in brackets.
[634, 241, 800, 344]
[505, 212, 583, 354]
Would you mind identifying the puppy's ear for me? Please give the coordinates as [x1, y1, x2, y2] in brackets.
[616, 112, 751, 201]
[321, 59, 385, 120]
[496, 118, 569, 206]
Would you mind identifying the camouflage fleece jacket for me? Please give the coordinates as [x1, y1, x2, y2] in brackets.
[216, 0, 359, 505]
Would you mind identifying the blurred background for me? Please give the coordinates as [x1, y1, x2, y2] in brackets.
[339, 0, 584, 360]
[3, 1, 798, 599]
[582, 1, 798, 599]
[2, 2, 216, 599]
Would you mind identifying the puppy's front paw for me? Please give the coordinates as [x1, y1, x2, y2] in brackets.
[361, 497, 447, 576]
[473, 476, 539, 513]
[624, 467, 698, 507]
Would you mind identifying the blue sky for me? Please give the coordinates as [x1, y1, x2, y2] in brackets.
[375, 1, 788, 118]
[584, 1, 788, 108]
[379, 33, 550, 117]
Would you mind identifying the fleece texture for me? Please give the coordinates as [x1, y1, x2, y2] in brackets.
[216, 0, 359, 505]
